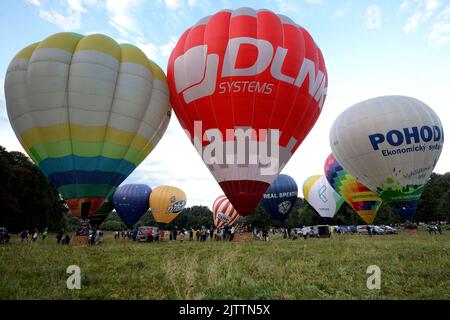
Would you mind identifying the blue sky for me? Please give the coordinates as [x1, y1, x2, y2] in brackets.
[0, 0, 449, 208]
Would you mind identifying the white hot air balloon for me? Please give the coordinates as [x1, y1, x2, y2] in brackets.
[303, 175, 344, 219]
[330, 95, 444, 220]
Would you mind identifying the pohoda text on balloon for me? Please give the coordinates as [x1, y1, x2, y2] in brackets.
[173, 37, 327, 105]
[184, 121, 282, 176]
[368, 125, 444, 151]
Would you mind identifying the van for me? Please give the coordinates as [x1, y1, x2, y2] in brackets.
[137, 226, 159, 242]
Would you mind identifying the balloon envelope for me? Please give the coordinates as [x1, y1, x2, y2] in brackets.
[324, 153, 381, 224]
[89, 190, 115, 227]
[330, 96, 444, 220]
[303, 175, 344, 219]
[150, 186, 187, 224]
[113, 184, 152, 227]
[212, 195, 240, 229]
[167, 8, 327, 215]
[5, 32, 171, 219]
[261, 174, 298, 222]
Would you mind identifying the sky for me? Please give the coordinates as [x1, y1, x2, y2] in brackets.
[0, 0, 449, 209]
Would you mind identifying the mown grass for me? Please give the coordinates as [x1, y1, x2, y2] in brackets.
[0, 231, 449, 299]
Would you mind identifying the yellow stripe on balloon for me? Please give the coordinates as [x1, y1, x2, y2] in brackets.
[303, 175, 321, 200]
[120, 44, 167, 82]
[14, 42, 40, 59]
[37, 32, 83, 53]
[20, 124, 152, 151]
[75, 34, 121, 61]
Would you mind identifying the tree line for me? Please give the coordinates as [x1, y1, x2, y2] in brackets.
[0, 145, 448, 233]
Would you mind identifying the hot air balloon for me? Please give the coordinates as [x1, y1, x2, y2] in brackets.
[113, 184, 152, 228]
[89, 189, 115, 227]
[150, 186, 186, 224]
[167, 7, 327, 216]
[303, 175, 344, 219]
[330, 96, 444, 220]
[261, 174, 298, 222]
[4, 32, 171, 219]
[324, 153, 381, 224]
[212, 195, 240, 229]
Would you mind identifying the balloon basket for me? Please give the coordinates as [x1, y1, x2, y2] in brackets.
[405, 229, 418, 236]
[71, 235, 89, 246]
[232, 232, 253, 242]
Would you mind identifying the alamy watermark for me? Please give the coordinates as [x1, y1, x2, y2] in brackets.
[366, 265, 381, 290]
[66, 265, 81, 290]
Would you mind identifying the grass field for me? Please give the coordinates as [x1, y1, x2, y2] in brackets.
[0, 230, 449, 300]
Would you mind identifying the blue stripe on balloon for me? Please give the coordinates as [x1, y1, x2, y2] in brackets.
[48, 170, 128, 188]
[39, 156, 136, 177]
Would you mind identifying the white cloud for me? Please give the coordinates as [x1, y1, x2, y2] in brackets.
[366, 5, 382, 30]
[27, 0, 99, 31]
[164, 0, 182, 10]
[273, 0, 302, 16]
[25, 0, 41, 6]
[333, 9, 346, 19]
[402, 0, 442, 32]
[137, 36, 177, 70]
[105, 0, 143, 39]
[428, 5, 450, 46]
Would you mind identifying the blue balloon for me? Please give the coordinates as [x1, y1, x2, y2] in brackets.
[261, 174, 298, 222]
[113, 184, 152, 227]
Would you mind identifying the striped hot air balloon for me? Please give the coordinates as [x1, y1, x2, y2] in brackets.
[212, 195, 240, 229]
[5, 33, 171, 219]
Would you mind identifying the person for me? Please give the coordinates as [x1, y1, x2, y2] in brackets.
[287, 227, 292, 239]
[195, 229, 200, 241]
[61, 234, 70, 245]
[147, 227, 154, 242]
[437, 223, 442, 235]
[209, 225, 214, 241]
[42, 228, 48, 240]
[189, 228, 194, 241]
[172, 227, 178, 241]
[180, 229, 185, 242]
[283, 228, 288, 239]
[290, 229, 297, 240]
[32, 229, 38, 242]
[90, 229, 96, 245]
[366, 225, 373, 238]
[56, 229, 64, 244]
[200, 226, 206, 242]
[20, 230, 28, 242]
[229, 225, 235, 241]
[302, 229, 308, 240]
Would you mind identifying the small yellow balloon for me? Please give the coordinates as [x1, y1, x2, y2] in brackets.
[150, 186, 186, 224]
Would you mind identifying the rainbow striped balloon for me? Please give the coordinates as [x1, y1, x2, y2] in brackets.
[324, 153, 382, 224]
[5, 33, 171, 219]
[213, 195, 239, 229]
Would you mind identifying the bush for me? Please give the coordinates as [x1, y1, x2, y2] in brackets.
[100, 220, 125, 231]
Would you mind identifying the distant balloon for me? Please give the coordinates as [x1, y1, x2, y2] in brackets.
[212, 195, 240, 229]
[330, 95, 444, 220]
[150, 186, 187, 224]
[303, 175, 344, 219]
[167, 8, 328, 216]
[4, 32, 171, 219]
[261, 174, 298, 223]
[113, 184, 152, 228]
[324, 153, 381, 224]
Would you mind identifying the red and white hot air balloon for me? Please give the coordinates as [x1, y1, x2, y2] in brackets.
[212, 195, 240, 229]
[168, 7, 327, 215]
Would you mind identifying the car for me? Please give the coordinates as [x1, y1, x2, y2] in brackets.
[0, 227, 11, 244]
[372, 226, 385, 235]
[137, 226, 160, 242]
[301, 226, 318, 237]
[380, 225, 398, 234]
[338, 225, 357, 234]
[357, 225, 369, 234]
